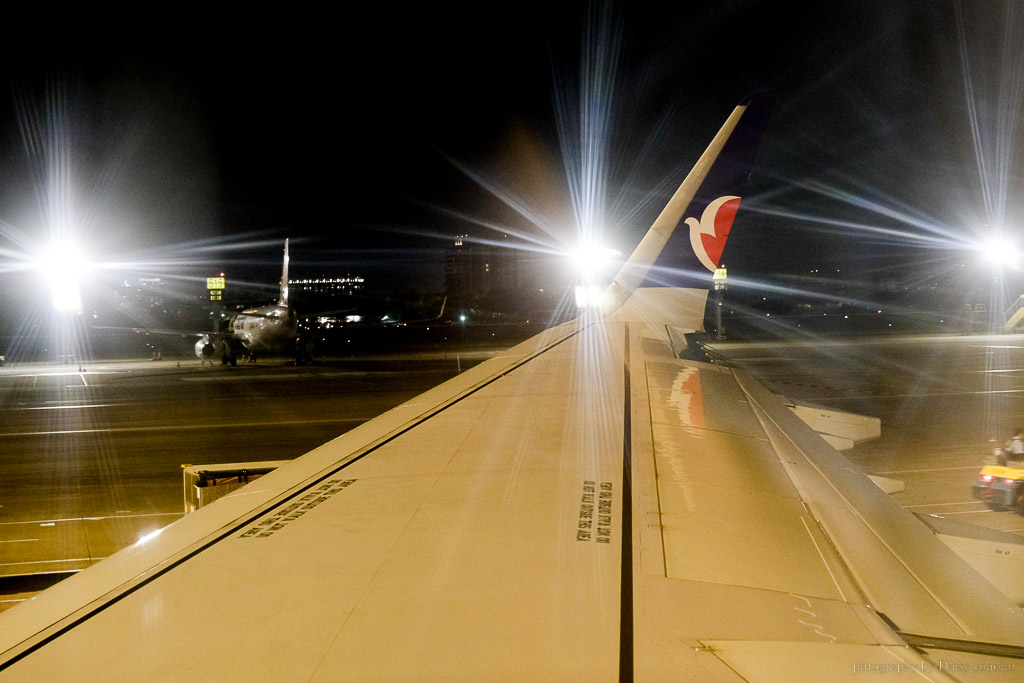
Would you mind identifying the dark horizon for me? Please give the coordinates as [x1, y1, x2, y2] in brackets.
[1, 3, 1023, 322]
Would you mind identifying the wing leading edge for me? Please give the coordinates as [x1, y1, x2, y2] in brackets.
[2, 97, 1024, 680]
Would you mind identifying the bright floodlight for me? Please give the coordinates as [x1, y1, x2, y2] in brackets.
[568, 242, 618, 310]
[574, 284, 607, 308]
[568, 243, 618, 279]
[980, 236, 1021, 269]
[35, 242, 89, 314]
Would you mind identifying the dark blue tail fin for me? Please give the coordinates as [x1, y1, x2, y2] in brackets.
[606, 95, 773, 307]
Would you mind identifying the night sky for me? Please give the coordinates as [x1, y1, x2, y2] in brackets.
[0, 2, 1020, 303]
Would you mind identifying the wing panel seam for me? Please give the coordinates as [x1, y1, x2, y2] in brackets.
[620, 323, 634, 682]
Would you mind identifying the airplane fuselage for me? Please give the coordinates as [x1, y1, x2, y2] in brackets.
[194, 304, 297, 363]
[228, 304, 297, 351]
[195, 240, 297, 364]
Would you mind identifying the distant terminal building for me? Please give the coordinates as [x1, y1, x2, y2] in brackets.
[109, 277, 207, 330]
[289, 276, 365, 296]
[114, 278, 167, 307]
[444, 235, 518, 306]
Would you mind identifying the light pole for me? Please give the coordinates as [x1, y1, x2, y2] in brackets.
[713, 264, 727, 340]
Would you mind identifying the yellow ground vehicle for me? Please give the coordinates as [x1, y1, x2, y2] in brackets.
[972, 464, 1024, 513]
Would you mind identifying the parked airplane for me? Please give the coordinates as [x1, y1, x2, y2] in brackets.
[195, 239, 297, 365]
[3, 96, 1023, 679]
[94, 240, 300, 364]
[127, 239, 445, 364]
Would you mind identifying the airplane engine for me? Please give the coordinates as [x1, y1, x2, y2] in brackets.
[195, 338, 216, 360]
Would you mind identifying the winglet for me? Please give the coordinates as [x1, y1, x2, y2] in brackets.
[604, 95, 772, 320]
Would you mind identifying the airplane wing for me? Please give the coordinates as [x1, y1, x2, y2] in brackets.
[3, 96, 1023, 681]
[92, 324, 251, 361]
[90, 324, 212, 338]
[90, 324, 245, 346]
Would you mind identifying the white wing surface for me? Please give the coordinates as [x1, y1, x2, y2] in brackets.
[2, 97, 1023, 681]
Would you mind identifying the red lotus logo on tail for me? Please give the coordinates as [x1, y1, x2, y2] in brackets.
[686, 195, 741, 272]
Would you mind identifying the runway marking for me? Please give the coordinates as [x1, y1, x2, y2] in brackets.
[905, 501, 985, 508]
[2, 371, 124, 379]
[0, 512, 182, 527]
[932, 509, 994, 515]
[0, 557, 104, 568]
[179, 369, 455, 383]
[16, 404, 114, 411]
[876, 466, 980, 474]
[812, 389, 1024, 401]
[0, 417, 368, 437]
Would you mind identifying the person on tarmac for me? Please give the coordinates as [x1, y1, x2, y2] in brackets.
[1004, 428, 1024, 466]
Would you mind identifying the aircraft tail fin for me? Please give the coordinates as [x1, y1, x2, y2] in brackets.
[605, 94, 772, 332]
[280, 239, 290, 306]
[401, 296, 447, 325]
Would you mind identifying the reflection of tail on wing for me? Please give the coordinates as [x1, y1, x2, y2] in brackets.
[4, 96, 1024, 680]
[668, 366, 705, 438]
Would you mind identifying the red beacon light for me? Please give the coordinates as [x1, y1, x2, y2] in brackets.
[981, 474, 993, 482]
[1005, 478, 1016, 485]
